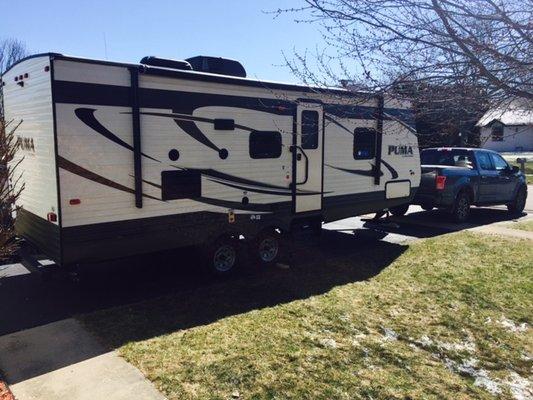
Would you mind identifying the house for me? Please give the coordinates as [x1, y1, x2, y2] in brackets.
[477, 99, 533, 152]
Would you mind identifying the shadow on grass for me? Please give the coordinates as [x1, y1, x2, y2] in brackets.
[82, 229, 408, 348]
[0, 229, 407, 385]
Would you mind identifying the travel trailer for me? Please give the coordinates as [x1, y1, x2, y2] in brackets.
[1, 53, 420, 274]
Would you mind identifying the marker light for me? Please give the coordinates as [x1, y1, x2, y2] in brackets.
[436, 176, 447, 190]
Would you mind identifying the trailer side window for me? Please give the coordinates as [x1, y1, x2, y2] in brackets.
[353, 128, 376, 159]
[161, 170, 201, 200]
[249, 131, 282, 159]
[301, 110, 319, 149]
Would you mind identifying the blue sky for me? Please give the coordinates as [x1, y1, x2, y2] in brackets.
[2, 0, 325, 83]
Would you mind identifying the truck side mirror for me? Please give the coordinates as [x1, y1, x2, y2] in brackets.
[511, 165, 520, 173]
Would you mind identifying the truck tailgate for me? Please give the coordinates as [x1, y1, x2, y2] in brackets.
[417, 166, 438, 195]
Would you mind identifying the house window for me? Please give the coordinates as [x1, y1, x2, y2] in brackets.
[491, 123, 504, 141]
[249, 130, 282, 159]
[301, 110, 319, 149]
[353, 128, 376, 159]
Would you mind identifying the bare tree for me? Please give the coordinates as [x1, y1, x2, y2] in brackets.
[275, 0, 531, 145]
[0, 39, 27, 260]
[0, 38, 28, 74]
[277, 1, 532, 100]
[0, 119, 23, 261]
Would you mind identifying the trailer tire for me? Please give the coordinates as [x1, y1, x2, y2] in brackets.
[251, 228, 282, 266]
[204, 236, 241, 276]
[421, 203, 433, 211]
[389, 204, 409, 217]
[507, 186, 527, 215]
[450, 191, 471, 223]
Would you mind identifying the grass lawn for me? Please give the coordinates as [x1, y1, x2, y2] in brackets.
[84, 232, 532, 400]
[507, 220, 533, 232]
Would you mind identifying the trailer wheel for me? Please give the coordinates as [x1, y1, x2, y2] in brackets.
[421, 203, 434, 211]
[204, 236, 240, 276]
[389, 204, 409, 217]
[251, 229, 282, 266]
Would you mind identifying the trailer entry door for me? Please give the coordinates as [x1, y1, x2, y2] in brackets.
[294, 103, 324, 213]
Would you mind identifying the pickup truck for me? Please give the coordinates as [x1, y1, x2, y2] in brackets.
[412, 148, 528, 222]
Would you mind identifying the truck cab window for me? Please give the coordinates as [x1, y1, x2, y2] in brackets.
[490, 153, 509, 170]
[476, 152, 494, 170]
[353, 128, 376, 160]
[301, 110, 319, 149]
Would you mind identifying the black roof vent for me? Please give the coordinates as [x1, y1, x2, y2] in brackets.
[186, 56, 246, 78]
[140, 56, 192, 71]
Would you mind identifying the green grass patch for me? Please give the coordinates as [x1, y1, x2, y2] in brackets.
[84, 233, 532, 399]
[507, 220, 533, 232]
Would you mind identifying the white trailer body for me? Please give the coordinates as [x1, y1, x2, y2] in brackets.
[2, 53, 420, 265]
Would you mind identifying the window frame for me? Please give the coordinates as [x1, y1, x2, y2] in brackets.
[476, 151, 495, 171]
[249, 130, 283, 159]
[353, 127, 377, 160]
[301, 110, 319, 150]
[489, 153, 509, 171]
[491, 123, 504, 142]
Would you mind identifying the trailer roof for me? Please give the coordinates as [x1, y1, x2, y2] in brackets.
[2, 52, 378, 99]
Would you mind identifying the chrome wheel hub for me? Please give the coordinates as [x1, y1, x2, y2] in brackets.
[213, 245, 236, 272]
[258, 237, 279, 263]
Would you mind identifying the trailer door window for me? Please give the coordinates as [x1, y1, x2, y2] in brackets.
[249, 131, 282, 159]
[161, 170, 201, 200]
[353, 128, 376, 159]
[301, 110, 319, 149]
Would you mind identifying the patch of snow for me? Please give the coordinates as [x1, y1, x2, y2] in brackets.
[319, 338, 338, 349]
[506, 371, 533, 400]
[381, 327, 399, 341]
[498, 317, 528, 333]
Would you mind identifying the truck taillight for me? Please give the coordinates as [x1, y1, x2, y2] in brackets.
[47, 212, 57, 222]
[436, 176, 446, 190]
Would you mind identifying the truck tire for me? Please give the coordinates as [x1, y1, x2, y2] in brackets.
[507, 186, 527, 215]
[204, 236, 240, 276]
[389, 204, 409, 216]
[450, 191, 471, 223]
[250, 228, 282, 266]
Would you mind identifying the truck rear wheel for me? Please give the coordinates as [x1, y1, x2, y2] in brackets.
[507, 186, 527, 215]
[204, 236, 240, 276]
[450, 191, 471, 223]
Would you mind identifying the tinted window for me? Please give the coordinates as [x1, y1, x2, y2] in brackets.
[420, 149, 474, 168]
[161, 170, 201, 200]
[353, 128, 376, 159]
[301, 110, 319, 149]
[477, 152, 494, 170]
[490, 153, 508, 170]
[249, 131, 282, 159]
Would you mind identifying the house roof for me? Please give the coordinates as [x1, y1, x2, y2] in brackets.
[477, 98, 533, 127]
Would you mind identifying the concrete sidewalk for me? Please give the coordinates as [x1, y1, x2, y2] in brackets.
[470, 219, 533, 240]
[0, 319, 166, 400]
